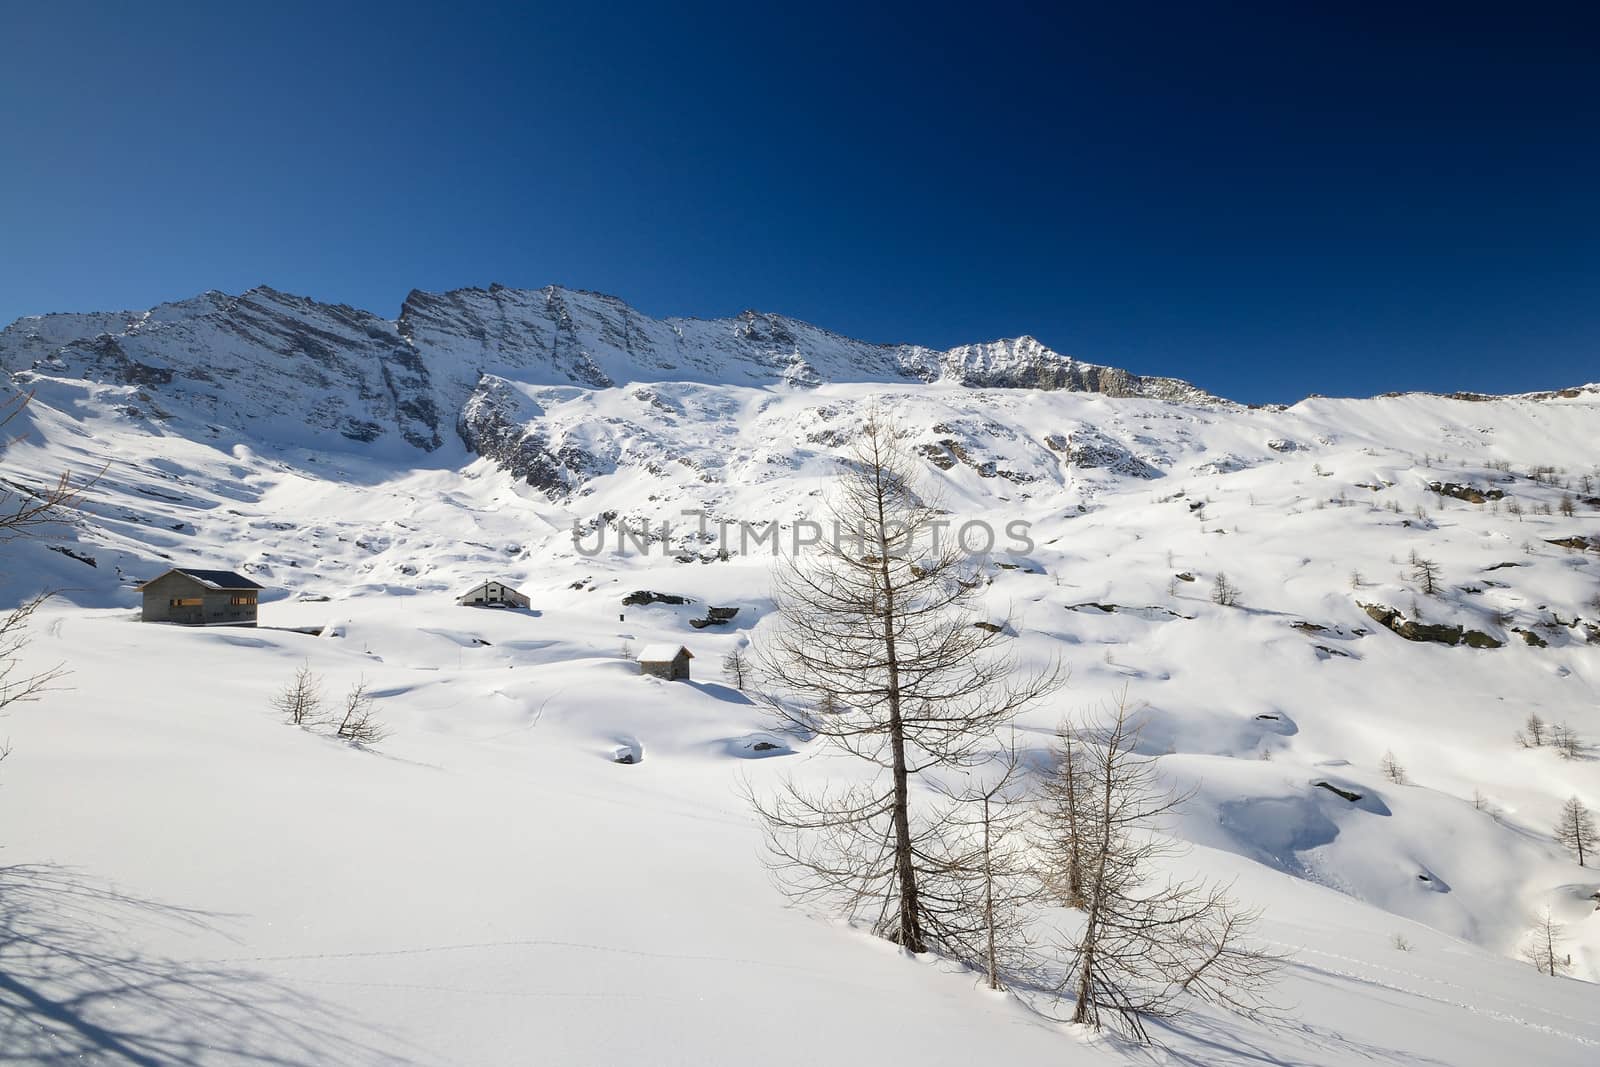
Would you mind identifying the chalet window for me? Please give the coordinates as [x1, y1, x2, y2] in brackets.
[170, 597, 202, 607]
[230, 594, 255, 606]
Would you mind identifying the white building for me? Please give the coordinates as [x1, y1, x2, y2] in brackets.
[456, 581, 531, 609]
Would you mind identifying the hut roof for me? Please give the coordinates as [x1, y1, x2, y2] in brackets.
[458, 580, 525, 598]
[137, 568, 262, 591]
[637, 643, 693, 664]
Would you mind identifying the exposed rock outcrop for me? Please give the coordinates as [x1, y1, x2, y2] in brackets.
[622, 590, 692, 608]
[1360, 603, 1503, 649]
[689, 606, 740, 629]
[1046, 428, 1163, 479]
[456, 376, 597, 496]
[1428, 481, 1505, 504]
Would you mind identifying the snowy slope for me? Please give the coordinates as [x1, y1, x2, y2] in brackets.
[1, 290, 1598, 1064]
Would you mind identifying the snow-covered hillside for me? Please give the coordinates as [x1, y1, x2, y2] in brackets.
[1, 289, 1598, 1064]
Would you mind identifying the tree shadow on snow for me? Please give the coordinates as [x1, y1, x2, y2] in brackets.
[0, 863, 418, 1065]
[1146, 1003, 1456, 1067]
[685, 680, 755, 705]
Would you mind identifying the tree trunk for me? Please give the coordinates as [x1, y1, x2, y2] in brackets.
[983, 794, 998, 989]
[877, 488, 924, 953]
[1063, 736, 1085, 908]
[1072, 744, 1117, 1025]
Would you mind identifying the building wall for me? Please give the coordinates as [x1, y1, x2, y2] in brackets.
[459, 582, 530, 608]
[640, 656, 690, 681]
[141, 573, 258, 626]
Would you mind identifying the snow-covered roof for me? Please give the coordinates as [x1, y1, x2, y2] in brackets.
[637, 643, 693, 663]
[457, 580, 524, 597]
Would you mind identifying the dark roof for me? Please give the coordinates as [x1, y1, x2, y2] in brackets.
[139, 567, 263, 591]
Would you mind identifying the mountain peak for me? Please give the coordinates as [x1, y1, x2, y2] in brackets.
[1, 282, 1227, 456]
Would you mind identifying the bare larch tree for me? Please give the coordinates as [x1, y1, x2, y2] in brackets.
[1410, 556, 1441, 595]
[751, 415, 1060, 954]
[926, 737, 1041, 989]
[1037, 721, 1093, 910]
[1518, 712, 1548, 748]
[721, 647, 751, 691]
[334, 678, 388, 744]
[1549, 723, 1583, 761]
[1555, 795, 1596, 867]
[1521, 907, 1571, 977]
[272, 663, 324, 726]
[1055, 692, 1279, 1041]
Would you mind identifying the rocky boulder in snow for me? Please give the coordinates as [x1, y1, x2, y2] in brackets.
[1360, 603, 1503, 649]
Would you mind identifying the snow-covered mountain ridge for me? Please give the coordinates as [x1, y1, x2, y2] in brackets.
[2, 288, 1599, 1065]
[0, 283, 1220, 460]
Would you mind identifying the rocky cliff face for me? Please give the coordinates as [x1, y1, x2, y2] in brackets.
[455, 375, 598, 496]
[397, 284, 1219, 404]
[0, 282, 1222, 467]
[1, 287, 443, 451]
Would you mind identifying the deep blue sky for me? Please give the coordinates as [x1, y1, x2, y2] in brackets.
[2, 3, 1595, 402]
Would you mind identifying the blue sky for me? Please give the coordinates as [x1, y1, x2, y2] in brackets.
[1, 2, 1595, 402]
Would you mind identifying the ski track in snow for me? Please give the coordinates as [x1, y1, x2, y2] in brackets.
[1276, 944, 1600, 1044]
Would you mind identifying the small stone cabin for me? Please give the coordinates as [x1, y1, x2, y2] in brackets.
[456, 581, 531, 610]
[637, 643, 693, 681]
[138, 568, 263, 626]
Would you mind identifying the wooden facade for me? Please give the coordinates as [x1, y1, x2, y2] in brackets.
[138, 568, 263, 626]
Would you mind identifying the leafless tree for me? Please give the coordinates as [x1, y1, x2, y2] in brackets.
[1518, 712, 1547, 748]
[1550, 723, 1582, 761]
[1380, 750, 1408, 785]
[722, 647, 751, 691]
[1037, 721, 1095, 910]
[749, 416, 1062, 954]
[1409, 556, 1441, 595]
[1559, 493, 1576, 517]
[1056, 693, 1280, 1041]
[926, 738, 1041, 990]
[334, 678, 388, 744]
[1521, 908, 1571, 977]
[1555, 796, 1596, 867]
[0, 593, 66, 718]
[1210, 572, 1239, 607]
[272, 663, 324, 726]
